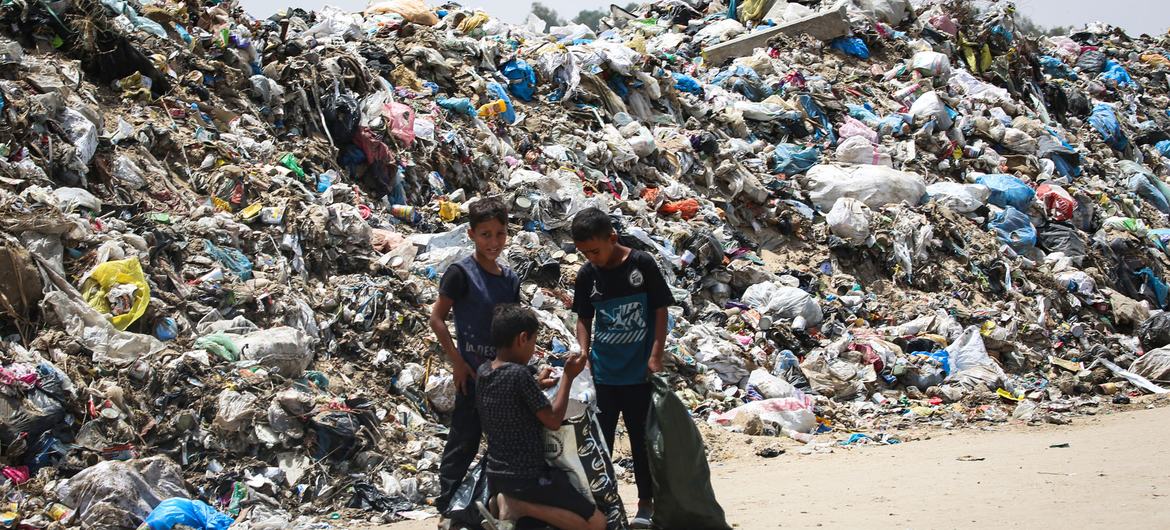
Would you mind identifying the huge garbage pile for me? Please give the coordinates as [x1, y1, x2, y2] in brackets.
[2, 0, 1170, 526]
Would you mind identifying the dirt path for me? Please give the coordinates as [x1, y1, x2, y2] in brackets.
[370, 405, 1170, 529]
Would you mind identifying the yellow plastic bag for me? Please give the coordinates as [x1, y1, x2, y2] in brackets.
[438, 200, 461, 222]
[80, 257, 151, 331]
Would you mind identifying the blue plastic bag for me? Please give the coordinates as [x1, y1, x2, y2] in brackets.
[976, 174, 1035, 210]
[672, 72, 703, 95]
[988, 207, 1036, 250]
[1039, 55, 1077, 80]
[1100, 59, 1136, 88]
[830, 37, 870, 59]
[144, 498, 234, 530]
[798, 94, 836, 145]
[203, 241, 253, 281]
[1155, 140, 1170, 159]
[1089, 103, 1129, 151]
[486, 81, 517, 123]
[770, 144, 820, 175]
[1128, 173, 1170, 213]
[437, 97, 475, 117]
[500, 59, 537, 101]
[1136, 268, 1169, 309]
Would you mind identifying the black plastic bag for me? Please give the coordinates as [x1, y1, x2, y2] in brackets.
[1138, 312, 1170, 350]
[348, 482, 414, 513]
[444, 460, 491, 528]
[321, 88, 360, 147]
[646, 375, 730, 530]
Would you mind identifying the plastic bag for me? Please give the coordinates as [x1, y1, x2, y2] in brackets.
[910, 51, 951, 78]
[1099, 59, 1136, 87]
[770, 143, 820, 175]
[707, 395, 816, 434]
[672, 72, 703, 95]
[485, 81, 516, 124]
[443, 460, 490, 525]
[1076, 49, 1106, 73]
[204, 240, 253, 280]
[142, 498, 233, 530]
[806, 164, 926, 210]
[80, 258, 150, 331]
[647, 375, 730, 530]
[364, 0, 439, 25]
[437, 97, 476, 117]
[1036, 183, 1076, 221]
[384, 101, 415, 147]
[835, 135, 890, 166]
[926, 182, 989, 213]
[909, 90, 952, 129]
[236, 327, 313, 377]
[1089, 103, 1128, 151]
[837, 117, 878, 145]
[424, 372, 455, 413]
[540, 369, 627, 528]
[830, 37, 870, 59]
[976, 174, 1034, 210]
[1130, 346, 1170, 384]
[825, 197, 871, 243]
[1138, 313, 1170, 351]
[56, 456, 187, 529]
[741, 282, 823, 326]
[1039, 55, 1077, 80]
[500, 59, 537, 101]
[988, 206, 1037, 250]
[747, 369, 800, 400]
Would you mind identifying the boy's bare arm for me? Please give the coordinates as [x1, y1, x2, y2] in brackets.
[649, 306, 667, 372]
[536, 354, 587, 430]
[429, 294, 473, 394]
[575, 317, 592, 364]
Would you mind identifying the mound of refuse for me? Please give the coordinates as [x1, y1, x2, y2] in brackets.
[1, 0, 1170, 527]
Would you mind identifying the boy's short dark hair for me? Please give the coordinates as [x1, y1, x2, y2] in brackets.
[571, 207, 614, 241]
[491, 304, 540, 348]
[468, 197, 509, 229]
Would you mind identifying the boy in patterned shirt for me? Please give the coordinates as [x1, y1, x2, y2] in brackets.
[475, 304, 604, 530]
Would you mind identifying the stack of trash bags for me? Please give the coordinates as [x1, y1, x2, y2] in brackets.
[2, 0, 1170, 527]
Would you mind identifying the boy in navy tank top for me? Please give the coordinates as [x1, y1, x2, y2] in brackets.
[429, 197, 520, 515]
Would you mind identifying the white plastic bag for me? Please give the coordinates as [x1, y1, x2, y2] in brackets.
[425, 371, 456, 413]
[43, 291, 163, 365]
[826, 197, 872, 243]
[806, 164, 927, 210]
[236, 326, 313, 377]
[835, 135, 891, 166]
[926, 182, 990, 213]
[910, 51, 952, 78]
[747, 369, 799, 400]
[1130, 346, 1170, 383]
[909, 91, 952, 129]
[707, 395, 816, 434]
[741, 282, 824, 326]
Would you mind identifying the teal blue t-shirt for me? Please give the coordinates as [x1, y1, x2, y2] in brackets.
[573, 250, 672, 385]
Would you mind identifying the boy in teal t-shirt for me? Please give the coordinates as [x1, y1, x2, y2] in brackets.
[571, 207, 671, 529]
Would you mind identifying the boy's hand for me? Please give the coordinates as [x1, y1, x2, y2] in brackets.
[453, 360, 474, 395]
[648, 354, 664, 373]
[564, 353, 587, 380]
[537, 366, 556, 389]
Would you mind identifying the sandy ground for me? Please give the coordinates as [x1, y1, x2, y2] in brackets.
[365, 404, 1170, 530]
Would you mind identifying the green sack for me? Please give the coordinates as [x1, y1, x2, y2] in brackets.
[647, 375, 731, 530]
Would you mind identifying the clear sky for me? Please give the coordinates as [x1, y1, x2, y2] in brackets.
[240, 0, 1169, 37]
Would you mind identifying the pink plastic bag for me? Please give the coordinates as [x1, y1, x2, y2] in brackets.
[838, 116, 878, 144]
[384, 101, 416, 147]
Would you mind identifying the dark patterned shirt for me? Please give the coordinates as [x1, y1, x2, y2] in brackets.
[476, 362, 550, 479]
